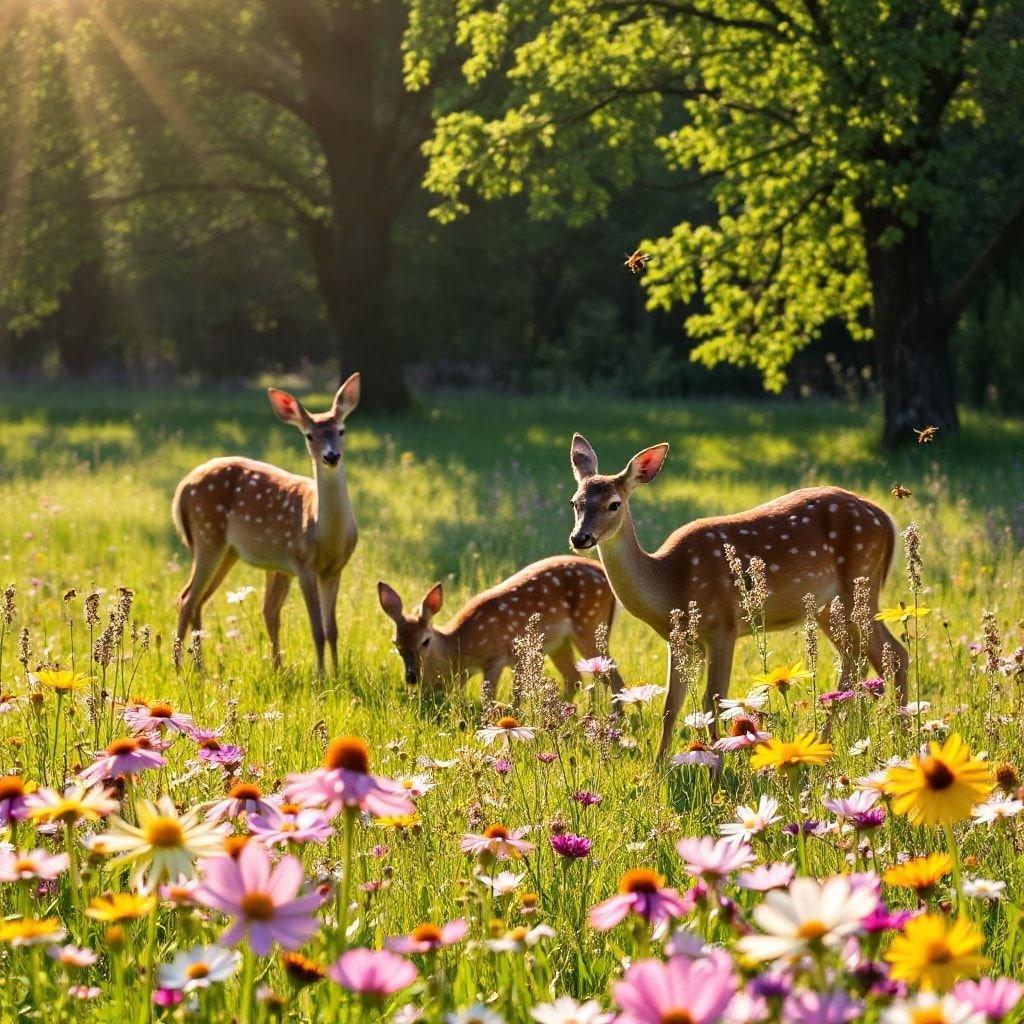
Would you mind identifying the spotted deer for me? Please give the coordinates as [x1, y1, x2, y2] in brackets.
[171, 375, 360, 674]
[568, 434, 908, 760]
[377, 556, 624, 703]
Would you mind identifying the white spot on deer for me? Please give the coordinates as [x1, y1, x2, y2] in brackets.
[781, 533, 790, 540]
[801, 516, 810, 524]
[809, 550, 816, 557]
[691, 557, 700, 566]
[789, 547, 799, 555]
[828, 503, 838, 512]
[828, 531, 837, 539]
[740, 528, 749, 535]
[837, 556, 845, 564]
[770, 564, 780, 572]
[713, 549, 722, 558]
[856, 542, 864, 550]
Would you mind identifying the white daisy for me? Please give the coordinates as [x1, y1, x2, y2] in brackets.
[962, 877, 1006, 900]
[531, 997, 614, 1024]
[720, 795, 781, 840]
[157, 944, 240, 992]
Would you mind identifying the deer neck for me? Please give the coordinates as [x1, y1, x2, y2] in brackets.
[597, 505, 672, 636]
[312, 460, 354, 550]
[425, 626, 468, 681]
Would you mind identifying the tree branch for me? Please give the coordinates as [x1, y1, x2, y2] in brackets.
[592, 0, 785, 36]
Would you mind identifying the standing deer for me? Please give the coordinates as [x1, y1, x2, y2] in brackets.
[567, 434, 908, 760]
[171, 375, 360, 674]
[377, 556, 624, 703]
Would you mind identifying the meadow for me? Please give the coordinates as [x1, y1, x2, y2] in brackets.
[0, 383, 1021, 1023]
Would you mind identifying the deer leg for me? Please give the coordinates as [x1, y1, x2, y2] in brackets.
[657, 639, 699, 763]
[194, 549, 239, 631]
[318, 573, 342, 675]
[549, 640, 583, 699]
[296, 569, 326, 676]
[481, 662, 503, 712]
[263, 571, 291, 669]
[704, 633, 737, 724]
[177, 543, 227, 643]
[868, 620, 909, 704]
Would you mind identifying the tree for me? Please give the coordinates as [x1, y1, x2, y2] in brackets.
[406, 0, 1024, 444]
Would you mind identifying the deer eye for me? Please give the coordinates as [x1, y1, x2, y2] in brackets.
[421, 637, 431, 647]
[608, 500, 621, 512]
[305, 432, 313, 440]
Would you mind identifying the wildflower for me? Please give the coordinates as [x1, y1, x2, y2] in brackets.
[86, 892, 156, 922]
[394, 774, 435, 797]
[157, 945, 241, 992]
[48, 944, 98, 968]
[951, 978, 1023, 1022]
[970, 798, 1023, 824]
[0, 776, 34, 826]
[79, 736, 166, 784]
[588, 868, 693, 930]
[487, 923, 555, 952]
[736, 875, 876, 962]
[719, 689, 770, 719]
[160, 875, 202, 907]
[783, 989, 863, 1024]
[882, 994, 982, 1024]
[33, 669, 93, 692]
[884, 735, 992, 826]
[447, 1006, 505, 1024]
[283, 736, 415, 819]
[673, 741, 723, 769]
[819, 689, 858, 707]
[576, 656, 616, 675]
[883, 852, 953, 894]
[750, 661, 812, 694]
[460, 824, 535, 860]
[386, 919, 468, 954]
[477, 872, 526, 896]
[282, 952, 327, 987]
[195, 842, 323, 955]
[0, 849, 69, 881]
[875, 605, 931, 623]
[477, 716, 536, 744]
[612, 684, 666, 706]
[550, 833, 592, 859]
[677, 836, 755, 879]
[94, 796, 227, 893]
[152, 989, 184, 1008]
[664, 927, 710, 958]
[327, 948, 418, 996]
[962, 878, 1005, 901]
[0, 918, 66, 946]
[885, 914, 989, 991]
[572, 790, 602, 806]
[204, 782, 277, 822]
[531, 997, 614, 1024]
[612, 953, 737, 1024]
[862, 903, 916, 933]
[685, 710, 716, 729]
[69, 986, 103, 1001]
[248, 806, 333, 847]
[26, 782, 119, 825]
[751, 734, 832, 772]
[720, 796, 781, 840]
[713, 715, 771, 752]
[124, 700, 198, 737]
[226, 586, 256, 604]
[992, 763, 1020, 794]
[196, 740, 245, 766]
[898, 701, 933, 718]
[736, 862, 795, 892]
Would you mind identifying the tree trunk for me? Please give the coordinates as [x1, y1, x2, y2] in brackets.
[862, 211, 959, 447]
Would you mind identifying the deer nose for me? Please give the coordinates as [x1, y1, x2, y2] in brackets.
[404, 668, 418, 685]
[323, 451, 341, 467]
[570, 530, 595, 549]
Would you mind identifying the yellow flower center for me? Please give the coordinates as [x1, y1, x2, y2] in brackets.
[107, 738, 140, 756]
[186, 963, 210, 980]
[619, 868, 663, 894]
[911, 1010, 948, 1024]
[411, 923, 443, 944]
[796, 920, 829, 940]
[323, 736, 370, 774]
[240, 892, 276, 921]
[920, 756, 955, 791]
[0, 776, 26, 800]
[496, 716, 521, 730]
[145, 817, 185, 848]
[483, 824, 510, 840]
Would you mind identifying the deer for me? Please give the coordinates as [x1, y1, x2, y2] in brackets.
[567, 434, 909, 761]
[171, 375, 360, 675]
[376, 556, 625, 705]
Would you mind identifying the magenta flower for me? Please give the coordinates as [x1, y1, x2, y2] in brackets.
[152, 989, 183, 1008]
[676, 837, 755, 879]
[672, 744, 723, 769]
[550, 833, 592, 859]
[537, 752, 558, 764]
[613, 953, 737, 1024]
[783, 989, 863, 1024]
[79, 737, 166, 784]
[195, 740, 244, 767]
[124, 701, 198, 738]
[736, 862, 795, 892]
[327, 948, 418, 996]
[952, 979, 1024, 1022]
[588, 869, 694, 931]
[572, 790, 602, 806]
[0, 777, 33, 826]
[0, 849, 69, 882]
[195, 842, 323, 955]
[576, 656, 616, 675]
[818, 689, 858, 707]
[204, 783, 277, 823]
[385, 919, 468, 954]
[859, 677, 885, 697]
[861, 902, 916, 933]
[248, 807, 333, 847]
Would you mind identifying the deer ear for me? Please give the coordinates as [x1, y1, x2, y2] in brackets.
[332, 373, 361, 421]
[620, 443, 669, 491]
[570, 433, 599, 482]
[377, 581, 403, 620]
[420, 583, 443, 620]
[268, 388, 306, 426]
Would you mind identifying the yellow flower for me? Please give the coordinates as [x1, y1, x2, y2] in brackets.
[875, 604, 931, 623]
[33, 669, 93, 692]
[884, 734, 992, 826]
[27, 782, 119, 825]
[749, 660, 812, 692]
[883, 852, 953, 892]
[750, 733, 833, 772]
[885, 914, 989, 991]
[377, 813, 421, 832]
[85, 892, 157, 923]
[0, 917, 65, 946]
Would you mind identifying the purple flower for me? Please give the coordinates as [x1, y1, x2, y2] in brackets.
[0, 777, 33, 826]
[152, 989, 183, 1007]
[537, 752, 558, 764]
[492, 758, 512, 776]
[849, 961, 903, 998]
[79, 737, 166, 784]
[612, 952, 737, 1024]
[588, 869, 694, 931]
[952, 978, 1024, 1022]
[850, 808, 886, 831]
[247, 808, 333, 847]
[783, 989, 862, 1024]
[818, 689, 858, 707]
[784, 820, 823, 836]
[859, 677, 885, 697]
[195, 842, 323, 955]
[736, 862, 796, 892]
[327, 948, 418, 996]
[861, 902, 915, 933]
[572, 790, 602, 806]
[124, 701, 198, 739]
[550, 833, 592, 859]
[750, 971, 793, 1001]
[196, 741, 244, 767]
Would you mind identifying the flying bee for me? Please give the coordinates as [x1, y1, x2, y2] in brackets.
[890, 484, 912, 500]
[623, 248, 653, 275]
[914, 425, 938, 444]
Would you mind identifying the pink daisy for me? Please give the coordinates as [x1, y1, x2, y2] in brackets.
[588, 868, 694, 931]
[0, 849, 69, 882]
[204, 783, 277, 822]
[951, 979, 1023, 1022]
[386, 918, 468, 954]
[248, 806, 333, 847]
[613, 951, 737, 1024]
[78, 736, 166, 784]
[459, 824, 536, 860]
[124, 701, 198, 738]
[327, 948, 418, 996]
[676, 837, 755, 879]
[736, 862, 796, 892]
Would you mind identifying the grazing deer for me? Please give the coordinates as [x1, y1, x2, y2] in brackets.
[377, 556, 624, 703]
[171, 375, 360, 674]
[568, 434, 908, 760]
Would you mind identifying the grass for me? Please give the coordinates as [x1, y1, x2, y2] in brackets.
[0, 383, 1021, 1021]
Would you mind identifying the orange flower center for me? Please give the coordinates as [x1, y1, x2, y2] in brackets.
[145, 818, 184, 848]
[508, 926, 529, 941]
[224, 836, 249, 858]
[106, 738, 140, 756]
[0, 777, 25, 800]
[496, 716, 521, 730]
[240, 892, 275, 921]
[323, 736, 370, 774]
[279, 802, 302, 815]
[186, 963, 210, 980]
[148, 704, 173, 719]
[921, 756, 955, 791]
[661, 1012, 695, 1024]
[686, 740, 709, 752]
[410, 923, 443, 944]
[14, 859, 37, 874]
[199, 739, 222, 751]
[228, 783, 262, 801]
[483, 824, 510, 840]
[730, 716, 757, 737]
[619, 868, 663, 894]
[796, 920, 829, 940]
[924, 940, 954, 964]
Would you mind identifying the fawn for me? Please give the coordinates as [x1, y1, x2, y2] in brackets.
[568, 434, 908, 760]
[377, 556, 624, 703]
[171, 375, 360, 674]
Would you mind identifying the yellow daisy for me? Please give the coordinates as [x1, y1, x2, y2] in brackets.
[33, 669, 94, 692]
[85, 892, 157, 923]
[884, 734, 992, 826]
[885, 913, 989, 991]
[883, 852, 953, 893]
[0, 917, 65, 946]
[27, 782, 119, 825]
[875, 604, 931, 623]
[750, 733, 833, 772]
[749, 660, 812, 693]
